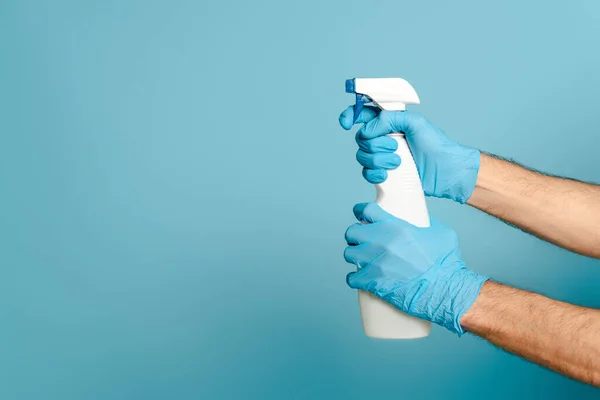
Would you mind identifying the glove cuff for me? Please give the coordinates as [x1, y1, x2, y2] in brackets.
[450, 268, 488, 335]
[425, 264, 488, 335]
[452, 147, 481, 204]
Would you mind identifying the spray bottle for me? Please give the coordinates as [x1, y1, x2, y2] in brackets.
[346, 77, 431, 339]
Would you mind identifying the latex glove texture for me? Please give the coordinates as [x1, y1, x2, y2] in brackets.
[339, 106, 480, 203]
[344, 203, 488, 335]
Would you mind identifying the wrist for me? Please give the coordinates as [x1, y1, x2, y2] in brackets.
[460, 281, 514, 335]
[467, 153, 517, 208]
[428, 265, 488, 335]
[449, 146, 481, 204]
[459, 280, 494, 333]
[470, 152, 496, 192]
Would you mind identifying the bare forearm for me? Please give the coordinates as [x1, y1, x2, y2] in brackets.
[467, 154, 600, 258]
[461, 281, 600, 386]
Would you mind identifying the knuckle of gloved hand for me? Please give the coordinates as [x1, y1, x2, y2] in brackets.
[371, 153, 385, 168]
[378, 110, 394, 121]
[343, 246, 354, 263]
[357, 138, 372, 153]
[346, 272, 358, 288]
[364, 168, 386, 184]
[356, 150, 371, 167]
[370, 137, 395, 153]
[344, 225, 357, 244]
[361, 138, 375, 153]
[383, 137, 399, 152]
[363, 202, 379, 219]
[355, 149, 363, 164]
[355, 130, 364, 145]
[373, 153, 399, 169]
[408, 112, 428, 129]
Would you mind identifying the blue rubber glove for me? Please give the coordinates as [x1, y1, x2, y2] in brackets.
[339, 106, 480, 204]
[344, 203, 488, 335]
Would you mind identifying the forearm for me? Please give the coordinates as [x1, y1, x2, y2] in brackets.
[461, 281, 600, 386]
[467, 153, 600, 258]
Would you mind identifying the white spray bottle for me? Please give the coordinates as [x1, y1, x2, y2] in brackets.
[346, 78, 431, 339]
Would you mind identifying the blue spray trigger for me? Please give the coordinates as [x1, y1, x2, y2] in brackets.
[353, 94, 369, 124]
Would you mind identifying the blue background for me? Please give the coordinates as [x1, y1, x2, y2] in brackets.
[1, 0, 599, 398]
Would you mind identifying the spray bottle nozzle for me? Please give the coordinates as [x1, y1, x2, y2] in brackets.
[345, 78, 355, 94]
[345, 78, 421, 123]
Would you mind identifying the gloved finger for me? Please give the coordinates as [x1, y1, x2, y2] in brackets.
[356, 111, 401, 140]
[356, 133, 398, 153]
[356, 150, 400, 170]
[353, 202, 394, 223]
[361, 110, 430, 140]
[346, 268, 374, 291]
[339, 105, 380, 130]
[345, 223, 362, 245]
[345, 222, 383, 244]
[346, 271, 359, 289]
[358, 110, 426, 140]
[362, 168, 387, 184]
[391, 111, 428, 139]
[343, 243, 382, 268]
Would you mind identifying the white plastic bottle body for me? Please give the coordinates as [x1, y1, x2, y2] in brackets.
[358, 132, 432, 339]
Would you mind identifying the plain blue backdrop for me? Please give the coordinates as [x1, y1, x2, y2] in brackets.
[1, 0, 599, 398]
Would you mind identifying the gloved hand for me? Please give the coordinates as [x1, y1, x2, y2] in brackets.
[339, 106, 480, 204]
[344, 202, 488, 335]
